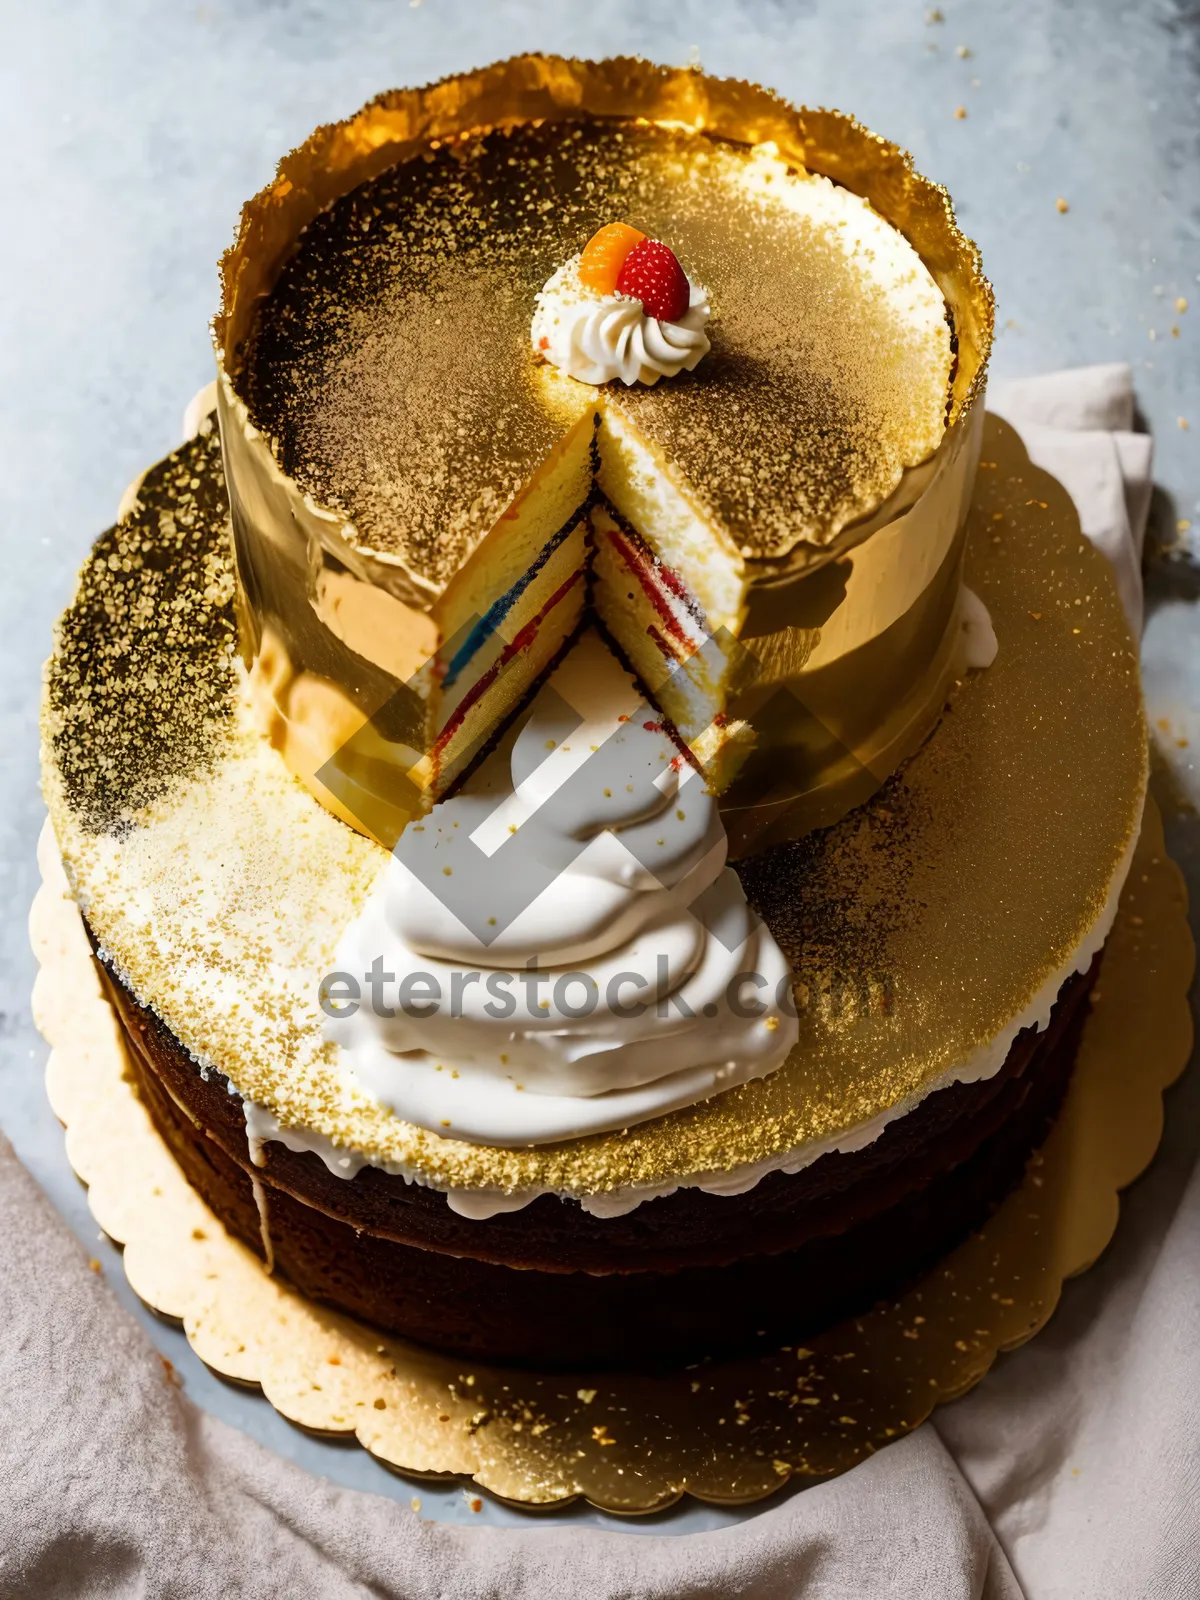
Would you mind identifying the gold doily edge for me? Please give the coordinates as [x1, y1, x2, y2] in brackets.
[28, 802, 1193, 1513]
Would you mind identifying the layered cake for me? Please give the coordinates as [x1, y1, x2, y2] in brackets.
[42, 58, 1146, 1369]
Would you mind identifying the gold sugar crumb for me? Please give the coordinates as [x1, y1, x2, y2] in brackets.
[954, 106, 968, 120]
[955, 43, 971, 57]
[1178, 417, 1191, 430]
[1176, 296, 1189, 314]
[1055, 197, 1069, 214]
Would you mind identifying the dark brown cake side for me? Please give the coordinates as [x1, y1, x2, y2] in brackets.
[95, 938, 1096, 1371]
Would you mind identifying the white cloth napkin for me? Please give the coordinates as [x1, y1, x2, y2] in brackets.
[989, 363, 1154, 633]
[4, 370, 1193, 1600]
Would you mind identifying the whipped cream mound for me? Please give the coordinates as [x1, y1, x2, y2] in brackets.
[531, 256, 712, 387]
[326, 632, 797, 1146]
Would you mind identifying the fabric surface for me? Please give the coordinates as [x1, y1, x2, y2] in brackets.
[3, 367, 1195, 1599]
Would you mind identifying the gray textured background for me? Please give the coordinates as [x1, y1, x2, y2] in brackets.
[2, 0, 1197, 1534]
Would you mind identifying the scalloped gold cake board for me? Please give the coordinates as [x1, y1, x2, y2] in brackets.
[29, 799, 1192, 1513]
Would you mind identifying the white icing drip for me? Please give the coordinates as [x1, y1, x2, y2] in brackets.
[249, 1174, 275, 1274]
[531, 257, 711, 386]
[325, 633, 797, 1145]
[243, 1098, 366, 1178]
[958, 585, 999, 672]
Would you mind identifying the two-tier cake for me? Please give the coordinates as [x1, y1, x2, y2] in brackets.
[42, 58, 1145, 1368]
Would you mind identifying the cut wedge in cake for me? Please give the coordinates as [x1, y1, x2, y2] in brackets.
[217, 66, 991, 851]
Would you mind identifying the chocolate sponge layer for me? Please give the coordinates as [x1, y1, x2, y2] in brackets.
[98, 944, 1094, 1370]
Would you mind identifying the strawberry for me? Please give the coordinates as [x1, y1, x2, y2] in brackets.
[578, 222, 646, 295]
[615, 239, 691, 322]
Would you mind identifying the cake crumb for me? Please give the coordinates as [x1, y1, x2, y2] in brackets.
[1055, 197, 1069, 214]
[954, 106, 968, 120]
[88, 1258, 102, 1274]
[1178, 416, 1190, 430]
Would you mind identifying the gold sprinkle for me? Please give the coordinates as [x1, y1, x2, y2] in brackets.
[1176, 296, 1189, 314]
[1056, 196, 1069, 214]
[954, 105, 968, 120]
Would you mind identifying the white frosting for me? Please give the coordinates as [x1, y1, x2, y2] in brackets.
[247, 779, 1140, 1215]
[531, 257, 711, 386]
[958, 585, 999, 672]
[325, 633, 797, 1145]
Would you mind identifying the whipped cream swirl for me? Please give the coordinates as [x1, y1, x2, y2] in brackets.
[531, 257, 711, 387]
[326, 634, 796, 1146]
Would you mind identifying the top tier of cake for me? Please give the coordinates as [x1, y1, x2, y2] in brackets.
[215, 58, 993, 854]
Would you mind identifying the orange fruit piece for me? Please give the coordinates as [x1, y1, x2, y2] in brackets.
[578, 222, 647, 295]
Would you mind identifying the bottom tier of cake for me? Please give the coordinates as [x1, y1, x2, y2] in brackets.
[97, 942, 1097, 1372]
